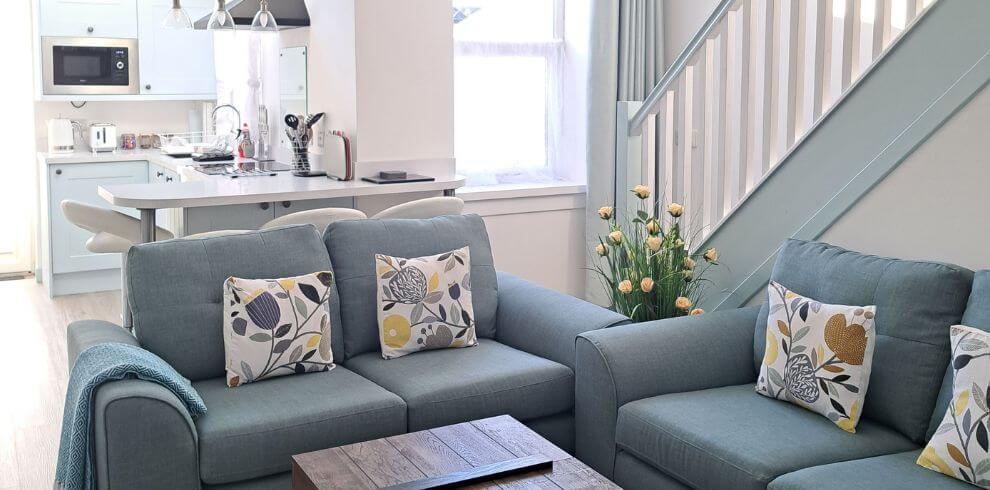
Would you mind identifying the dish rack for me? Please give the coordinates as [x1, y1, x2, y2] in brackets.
[158, 131, 238, 158]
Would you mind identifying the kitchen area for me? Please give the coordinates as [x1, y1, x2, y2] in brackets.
[33, 0, 464, 296]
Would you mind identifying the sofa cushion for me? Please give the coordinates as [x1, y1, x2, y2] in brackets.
[193, 367, 406, 485]
[755, 239, 973, 442]
[768, 450, 970, 489]
[127, 225, 343, 381]
[325, 214, 497, 360]
[615, 384, 917, 490]
[929, 270, 990, 438]
[344, 340, 573, 431]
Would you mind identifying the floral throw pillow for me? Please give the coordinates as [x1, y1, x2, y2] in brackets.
[756, 281, 877, 432]
[918, 325, 990, 487]
[376, 247, 477, 359]
[223, 271, 335, 387]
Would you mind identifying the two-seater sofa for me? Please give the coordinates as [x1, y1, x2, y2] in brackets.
[575, 239, 984, 489]
[65, 214, 629, 489]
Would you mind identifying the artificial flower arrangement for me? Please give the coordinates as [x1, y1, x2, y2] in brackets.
[592, 184, 719, 322]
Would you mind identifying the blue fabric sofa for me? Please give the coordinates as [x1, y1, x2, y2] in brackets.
[575, 239, 986, 489]
[64, 215, 629, 489]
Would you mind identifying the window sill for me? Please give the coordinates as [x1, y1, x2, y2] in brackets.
[458, 181, 587, 202]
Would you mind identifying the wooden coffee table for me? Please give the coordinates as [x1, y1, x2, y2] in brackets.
[292, 415, 618, 489]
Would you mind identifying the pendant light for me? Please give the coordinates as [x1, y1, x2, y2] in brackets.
[162, 0, 193, 30]
[207, 0, 236, 30]
[251, 0, 279, 32]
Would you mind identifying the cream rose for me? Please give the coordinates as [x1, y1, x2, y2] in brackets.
[683, 257, 696, 270]
[618, 280, 633, 294]
[609, 230, 623, 245]
[646, 236, 662, 252]
[704, 248, 718, 263]
[675, 296, 692, 310]
[631, 185, 651, 199]
[640, 277, 654, 293]
[672, 238, 685, 249]
[645, 219, 661, 235]
[690, 308, 705, 316]
[667, 203, 684, 218]
[595, 243, 608, 256]
[598, 206, 614, 220]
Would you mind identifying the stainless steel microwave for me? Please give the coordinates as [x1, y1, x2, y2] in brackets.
[41, 37, 139, 96]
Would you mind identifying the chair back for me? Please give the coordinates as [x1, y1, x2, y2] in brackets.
[262, 208, 367, 233]
[60, 199, 173, 250]
[372, 197, 464, 220]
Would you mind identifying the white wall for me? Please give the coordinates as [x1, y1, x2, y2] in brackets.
[663, 0, 719, 69]
[819, 84, 990, 271]
[302, 0, 454, 177]
[464, 191, 587, 297]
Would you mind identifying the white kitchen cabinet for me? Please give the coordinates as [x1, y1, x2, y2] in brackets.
[149, 163, 181, 233]
[39, 0, 138, 38]
[48, 162, 148, 274]
[137, 0, 216, 98]
[184, 203, 276, 237]
[274, 198, 356, 218]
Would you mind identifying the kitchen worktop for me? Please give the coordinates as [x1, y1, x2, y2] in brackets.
[38, 149, 465, 210]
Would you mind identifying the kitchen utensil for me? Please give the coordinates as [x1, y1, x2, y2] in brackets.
[305, 112, 325, 128]
[47, 118, 77, 154]
[285, 114, 299, 130]
[89, 123, 119, 152]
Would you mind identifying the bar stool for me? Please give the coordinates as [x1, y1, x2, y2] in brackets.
[371, 197, 464, 219]
[60, 200, 174, 253]
[261, 208, 367, 233]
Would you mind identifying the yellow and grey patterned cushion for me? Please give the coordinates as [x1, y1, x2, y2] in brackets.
[222, 271, 336, 387]
[919, 325, 990, 487]
[375, 247, 478, 359]
[756, 281, 877, 432]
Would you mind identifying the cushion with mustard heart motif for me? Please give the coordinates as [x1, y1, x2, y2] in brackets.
[375, 247, 477, 359]
[918, 325, 990, 487]
[756, 281, 877, 432]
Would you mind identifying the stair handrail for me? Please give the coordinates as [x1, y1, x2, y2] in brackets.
[628, 0, 736, 135]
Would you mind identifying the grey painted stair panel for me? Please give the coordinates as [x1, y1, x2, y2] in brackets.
[697, 0, 990, 311]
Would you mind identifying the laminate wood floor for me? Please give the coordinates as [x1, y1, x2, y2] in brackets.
[0, 278, 121, 490]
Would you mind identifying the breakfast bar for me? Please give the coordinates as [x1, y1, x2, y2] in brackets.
[98, 173, 466, 242]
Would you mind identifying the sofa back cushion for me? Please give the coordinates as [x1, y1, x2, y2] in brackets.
[127, 226, 341, 381]
[324, 214, 497, 360]
[754, 239, 973, 443]
[926, 270, 990, 439]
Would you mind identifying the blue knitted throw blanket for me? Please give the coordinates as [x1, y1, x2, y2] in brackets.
[55, 342, 207, 490]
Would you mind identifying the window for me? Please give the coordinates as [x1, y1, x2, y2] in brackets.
[453, 0, 564, 186]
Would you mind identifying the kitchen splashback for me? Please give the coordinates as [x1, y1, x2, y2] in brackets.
[34, 100, 203, 152]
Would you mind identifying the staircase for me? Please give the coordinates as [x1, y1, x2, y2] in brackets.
[616, 0, 990, 310]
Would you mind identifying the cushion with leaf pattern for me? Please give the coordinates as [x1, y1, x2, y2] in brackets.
[222, 271, 335, 387]
[918, 325, 990, 487]
[756, 281, 877, 432]
[375, 246, 477, 359]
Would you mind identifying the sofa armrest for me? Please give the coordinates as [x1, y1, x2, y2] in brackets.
[494, 271, 629, 369]
[574, 306, 761, 477]
[67, 320, 138, 367]
[93, 380, 201, 490]
[67, 320, 200, 489]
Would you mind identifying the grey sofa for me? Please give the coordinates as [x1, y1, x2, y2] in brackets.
[65, 215, 629, 489]
[575, 239, 985, 489]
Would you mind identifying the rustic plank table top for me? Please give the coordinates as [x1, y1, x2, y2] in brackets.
[291, 415, 619, 489]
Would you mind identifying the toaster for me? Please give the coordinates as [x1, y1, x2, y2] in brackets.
[89, 123, 118, 152]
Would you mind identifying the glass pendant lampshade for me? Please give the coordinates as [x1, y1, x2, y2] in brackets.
[207, 0, 235, 30]
[251, 0, 278, 32]
[162, 0, 193, 29]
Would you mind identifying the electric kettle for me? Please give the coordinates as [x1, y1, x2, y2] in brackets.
[47, 118, 76, 154]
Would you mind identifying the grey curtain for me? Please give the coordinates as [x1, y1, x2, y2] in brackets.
[585, 0, 665, 303]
